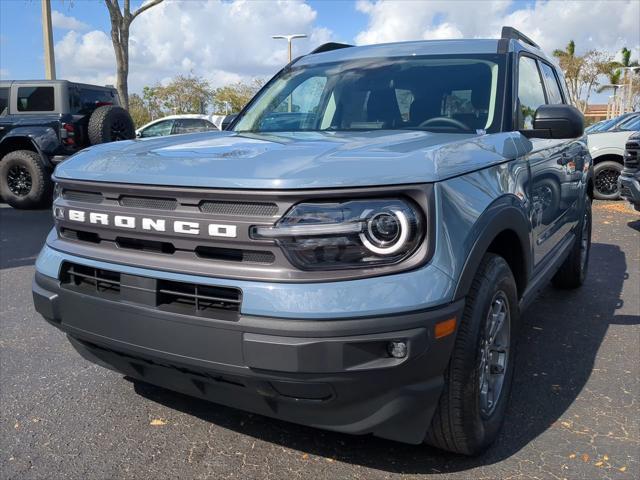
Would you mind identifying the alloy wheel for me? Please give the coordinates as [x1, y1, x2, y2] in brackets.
[7, 165, 32, 197]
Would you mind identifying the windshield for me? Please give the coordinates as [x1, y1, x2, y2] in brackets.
[233, 55, 505, 134]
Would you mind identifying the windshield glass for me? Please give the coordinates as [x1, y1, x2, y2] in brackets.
[618, 115, 640, 131]
[233, 55, 505, 134]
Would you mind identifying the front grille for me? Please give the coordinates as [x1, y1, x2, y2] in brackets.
[60, 262, 241, 320]
[62, 190, 103, 203]
[157, 279, 241, 319]
[61, 228, 101, 244]
[119, 196, 178, 210]
[115, 236, 176, 254]
[199, 200, 278, 217]
[60, 263, 121, 297]
[624, 139, 639, 170]
[195, 246, 275, 264]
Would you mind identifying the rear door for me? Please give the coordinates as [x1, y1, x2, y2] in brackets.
[518, 55, 582, 267]
[0, 86, 10, 142]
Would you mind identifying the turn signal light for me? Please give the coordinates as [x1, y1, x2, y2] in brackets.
[435, 318, 457, 339]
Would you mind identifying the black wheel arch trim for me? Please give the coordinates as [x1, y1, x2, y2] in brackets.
[0, 128, 56, 168]
[453, 196, 532, 301]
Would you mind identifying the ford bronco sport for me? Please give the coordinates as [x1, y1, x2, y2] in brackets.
[33, 27, 592, 455]
[0, 80, 135, 209]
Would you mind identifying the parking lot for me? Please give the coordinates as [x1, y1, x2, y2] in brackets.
[0, 200, 638, 480]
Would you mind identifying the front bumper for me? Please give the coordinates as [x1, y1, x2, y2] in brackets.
[618, 173, 640, 210]
[33, 271, 463, 444]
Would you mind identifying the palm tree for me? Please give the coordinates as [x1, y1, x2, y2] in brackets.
[553, 40, 583, 106]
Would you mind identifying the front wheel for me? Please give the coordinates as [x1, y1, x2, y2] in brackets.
[0, 150, 52, 209]
[593, 160, 622, 200]
[425, 254, 519, 455]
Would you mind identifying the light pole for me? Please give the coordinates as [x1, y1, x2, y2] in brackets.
[272, 34, 306, 112]
[41, 0, 56, 79]
[272, 34, 307, 63]
[602, 84, 624, 118]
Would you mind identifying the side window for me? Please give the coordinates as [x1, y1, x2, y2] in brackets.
[140, 120, 173, 137]
[517, 57, 546, 129]
[395, 89, 414, 122]
[16, 86, 55, 112]
[0, 87, 9, 115]
[539, 63, 564, 104]
[173, 118, 216, 134]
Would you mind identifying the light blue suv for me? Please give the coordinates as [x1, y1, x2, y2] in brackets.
[33, 27, 592, 455]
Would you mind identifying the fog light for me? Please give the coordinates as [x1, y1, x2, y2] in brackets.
[387, 341, 407, 359]
[53, 206, 64, 220]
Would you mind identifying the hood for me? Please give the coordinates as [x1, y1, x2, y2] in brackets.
[54, 130, 523, 189]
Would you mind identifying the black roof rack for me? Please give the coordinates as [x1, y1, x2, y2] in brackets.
[310, 42, 353, 54]
[501, 26, 540, 49]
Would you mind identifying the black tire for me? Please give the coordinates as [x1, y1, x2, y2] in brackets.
[0, 150, 52, 209]
[552, 197, 592, 289]
[593, 160, 622, 200]
[87, 105, 135, 145]
[425, 254, 519, 455]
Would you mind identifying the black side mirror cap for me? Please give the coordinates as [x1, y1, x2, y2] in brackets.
[521, 104, 584, 139]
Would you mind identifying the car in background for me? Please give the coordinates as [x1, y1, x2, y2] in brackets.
[588, 114, 640, 199]
[586, 112, 639, 134]
[0, 79, 135, 209]
[136, 114, 218, 138]
[618, 131, 640, 210]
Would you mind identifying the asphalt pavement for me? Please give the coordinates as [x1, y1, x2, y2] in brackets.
[1, 200, 638, 480]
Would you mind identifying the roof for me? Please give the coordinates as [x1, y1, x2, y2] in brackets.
[296, 37, 553, 67]
[0, 79, 116, 90]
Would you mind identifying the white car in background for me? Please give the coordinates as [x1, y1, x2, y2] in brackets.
[588, 114, 639, 200]
[135, 114, 219, 138]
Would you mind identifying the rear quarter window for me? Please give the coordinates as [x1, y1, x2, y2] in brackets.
[17, 86, 55, 112]
[71, 88, 118, 114]
[0, 87, 8, 115]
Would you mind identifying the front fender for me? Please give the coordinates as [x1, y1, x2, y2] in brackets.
[452, 198, 532, 300]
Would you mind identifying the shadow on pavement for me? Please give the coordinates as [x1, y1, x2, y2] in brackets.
[131, 240, 637, 474]
[0, 207, 53, 270]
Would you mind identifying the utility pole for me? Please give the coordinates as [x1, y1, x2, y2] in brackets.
[41, 0, 56, 79]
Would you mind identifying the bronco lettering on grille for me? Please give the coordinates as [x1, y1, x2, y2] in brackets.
[65, 209, 238, 238]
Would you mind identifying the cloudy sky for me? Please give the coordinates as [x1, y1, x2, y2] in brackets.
[1, 0, 639, 103]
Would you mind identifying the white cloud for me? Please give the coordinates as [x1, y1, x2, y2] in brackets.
[55, 0, 334, 93]
[51, 10, 89, 31]
[355, 0, 640, 59]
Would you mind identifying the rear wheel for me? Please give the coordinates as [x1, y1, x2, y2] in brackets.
[552, 196, 592, 289]
[0, 150, 52, 209]
[593, 160, 622, 200]
[425, 254, 518, 455]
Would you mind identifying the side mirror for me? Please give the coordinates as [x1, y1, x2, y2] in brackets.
[522, 104, 584, 139]
[135, 131, 142, 138]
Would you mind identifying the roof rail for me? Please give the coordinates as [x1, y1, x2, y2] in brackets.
[501, 26, 540, 49]
[310, 42, 353, 54]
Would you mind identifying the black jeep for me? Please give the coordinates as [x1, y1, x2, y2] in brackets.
[0, 80, 135, 209]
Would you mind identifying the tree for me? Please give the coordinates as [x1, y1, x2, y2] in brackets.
[553, 41, 613, 112]
[152, 74, 214, 114]
[127, 93, 151, 127]
[104, 0, 164, 110]
[211, 79, 265, 114]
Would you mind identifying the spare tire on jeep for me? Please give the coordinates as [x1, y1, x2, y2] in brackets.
[87, 105, 135, 145]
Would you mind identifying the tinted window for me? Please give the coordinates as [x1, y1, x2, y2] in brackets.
[619, 116, 640, 131]
[173, 118, 214, 134]
[234, 55, 504, 133]
[518, 57, 546, 129]
[17, 86, 54, 111]
[140, 120, 174, 137]
[71, 88, 117, 115]
[0, 87, 8, 115]
[540, 63, 563, 104]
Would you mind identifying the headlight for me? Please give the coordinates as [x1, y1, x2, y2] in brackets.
[251, 198, 424, 270]
[52, 183, 64, 219]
